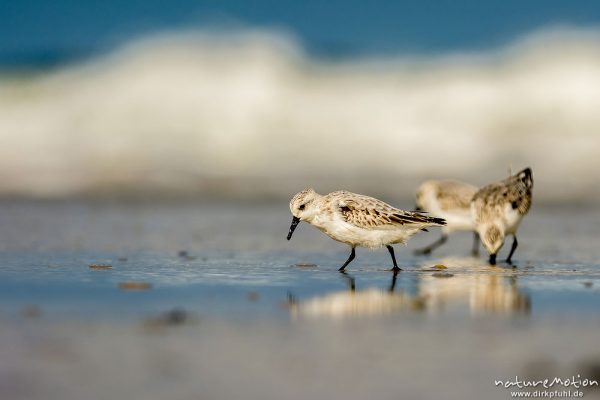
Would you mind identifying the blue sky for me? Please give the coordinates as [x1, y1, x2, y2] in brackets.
[1, 0, 600, 65]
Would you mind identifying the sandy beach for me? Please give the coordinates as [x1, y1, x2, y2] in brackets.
[3, 5, 600, 398]
[0, 201, 599, 399]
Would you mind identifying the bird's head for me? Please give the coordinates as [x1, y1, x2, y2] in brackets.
[287, 188, 319, 240]
[515, 167, 534, 189]
[480, 224, 505, 261]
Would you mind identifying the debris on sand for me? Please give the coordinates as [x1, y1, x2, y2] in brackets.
[292, 262, 318, 268]
[421, 265, 449, 272]
[141, 308, 192, 333]
[89, 264, 112, 270]
[177, 250, 197, 260]
[163, 308, 188, 325]
[118, 282, 152, 290]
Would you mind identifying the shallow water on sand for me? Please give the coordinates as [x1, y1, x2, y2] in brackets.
[1, 201, 599, 399]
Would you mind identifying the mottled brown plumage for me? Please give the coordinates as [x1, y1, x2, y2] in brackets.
[471, 168, 533, 264]
[472, 170, 533, 222]
[414, 179, 479, 255]
[419, 180, 478, 211]
[334, 191, 445, 229]
[287, 188, 446, 271]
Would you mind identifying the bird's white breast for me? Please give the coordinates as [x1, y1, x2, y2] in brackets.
[440, 209, 474, 233]
[503, 203, 523, 234]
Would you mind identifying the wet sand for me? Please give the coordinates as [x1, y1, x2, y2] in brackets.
[0, 201, 599, 399]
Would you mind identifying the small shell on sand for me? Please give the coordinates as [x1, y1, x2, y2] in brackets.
[118, 282, 152, 290]
[292, 262, 318, 268]
[89, 264, 112, 270]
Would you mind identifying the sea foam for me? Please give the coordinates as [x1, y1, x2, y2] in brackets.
[1, 28, 599, 201]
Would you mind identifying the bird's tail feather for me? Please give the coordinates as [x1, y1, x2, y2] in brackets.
[427, 216, 446, 226]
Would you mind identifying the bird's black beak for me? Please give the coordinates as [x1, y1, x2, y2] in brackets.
[287, 216, 300, 240]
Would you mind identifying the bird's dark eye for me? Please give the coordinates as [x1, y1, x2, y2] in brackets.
[299, 204, 305, 210]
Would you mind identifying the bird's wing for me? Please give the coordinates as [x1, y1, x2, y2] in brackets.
[473, 181, 532, 219]
[472, 184, 506, 221]
[337, 193, 445, 230]
[436, 181, 478, 212]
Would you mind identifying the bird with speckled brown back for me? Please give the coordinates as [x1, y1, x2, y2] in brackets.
[471, 168, 533, 265]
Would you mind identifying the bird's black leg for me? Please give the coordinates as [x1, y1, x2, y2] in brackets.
[506, 235, 518, 264]
[388, 269, 399, 292]
[386, 245, 402, 272]
[471, 232, 480, 257]
[489, 253, 497, 265]
[414, 233, 448, 255]
[338, 247, 356, 272]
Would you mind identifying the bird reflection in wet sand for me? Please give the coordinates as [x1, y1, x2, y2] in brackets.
[290, 270, 425, 318]
[290, 260, 529, 318]
[339, 270, 399, 293]
[419, 267, 530, 315]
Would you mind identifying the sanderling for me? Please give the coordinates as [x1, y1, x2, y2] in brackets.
[414, 179, 479, 256]
[471, 168, 533, 265]
[287, 188, 446, 272]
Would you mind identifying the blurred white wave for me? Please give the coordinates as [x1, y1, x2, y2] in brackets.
[1, 28, 599, 201]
